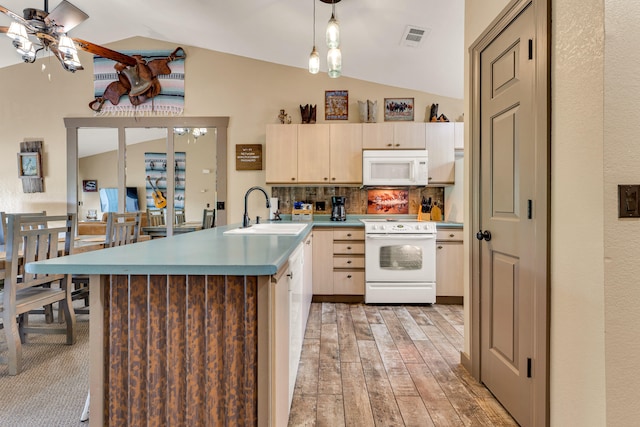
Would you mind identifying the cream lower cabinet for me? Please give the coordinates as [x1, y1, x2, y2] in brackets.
[435, 228, 464, 298]
[312, 227, 365, 295]
[362, 122, 426, 149]
[267, 124, 362, 184]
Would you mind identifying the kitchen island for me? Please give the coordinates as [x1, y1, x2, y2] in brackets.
[26, 223, 312, 427]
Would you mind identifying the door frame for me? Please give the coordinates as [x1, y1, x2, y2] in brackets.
[468, 0, 550, 424]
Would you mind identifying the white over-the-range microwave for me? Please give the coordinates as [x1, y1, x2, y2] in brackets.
[362, 149, 428, 186]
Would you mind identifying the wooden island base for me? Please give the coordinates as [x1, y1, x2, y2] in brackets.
[89, 273, 272, 427]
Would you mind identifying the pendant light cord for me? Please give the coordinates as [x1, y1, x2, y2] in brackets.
[313, 0, 316, 46]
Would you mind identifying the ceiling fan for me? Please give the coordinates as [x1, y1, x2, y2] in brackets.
[0, 1, 185, 112]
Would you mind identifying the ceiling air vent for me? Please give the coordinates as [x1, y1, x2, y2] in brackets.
[400, 25, 430, 48]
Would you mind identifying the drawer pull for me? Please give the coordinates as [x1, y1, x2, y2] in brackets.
[437, 245, 443, 250]
[347, 233, 352, 237]
[347, 275, 352, 279]
[449, 233, 455, 237]
[347, 260, 352, 264]
[347, 246, 352, 250]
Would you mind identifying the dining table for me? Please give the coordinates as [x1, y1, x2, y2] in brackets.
[0, 234, 150, 280]
[141, 221, 203, 238]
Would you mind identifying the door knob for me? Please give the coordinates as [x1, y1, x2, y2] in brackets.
[476, 230, 492, 241]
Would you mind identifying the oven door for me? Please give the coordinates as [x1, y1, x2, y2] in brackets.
[365, 234, 436, 282]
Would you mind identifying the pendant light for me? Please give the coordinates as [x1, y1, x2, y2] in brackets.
[308, 0, 320, 74]
[326, 0, 341, 78]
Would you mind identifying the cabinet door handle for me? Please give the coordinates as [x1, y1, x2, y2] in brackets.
[287, 272, 293, 278]
[291, 177, 295, 181]
[324, 177, 328, 181]
[395, 143, 400, 147]
[437, 246, 443, 249]
[332, 177, 336, 181]
[387, 143, 393, 147]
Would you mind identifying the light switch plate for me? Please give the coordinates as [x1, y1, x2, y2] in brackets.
[618, 185, 640, 218]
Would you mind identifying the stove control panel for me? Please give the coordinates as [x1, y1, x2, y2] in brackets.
[363, 221, 437, 234]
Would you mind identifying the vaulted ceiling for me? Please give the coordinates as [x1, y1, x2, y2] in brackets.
[0, 0, 465, 99]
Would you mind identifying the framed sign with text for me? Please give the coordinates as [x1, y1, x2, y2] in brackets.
[236, 144, 263, 170]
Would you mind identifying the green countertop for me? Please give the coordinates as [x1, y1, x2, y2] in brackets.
[26, 217, 463, 277]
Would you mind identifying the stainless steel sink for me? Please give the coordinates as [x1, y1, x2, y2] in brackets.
[223, 223, 308, 235]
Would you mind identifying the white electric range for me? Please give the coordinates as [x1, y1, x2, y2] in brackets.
[360, 219, 437, 304]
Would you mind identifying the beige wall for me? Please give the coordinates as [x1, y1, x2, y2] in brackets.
[465, 0, 608, 424]
[604, 0, 640, 423]
[0, 36, 463, 225]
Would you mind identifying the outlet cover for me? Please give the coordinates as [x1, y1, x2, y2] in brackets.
[217, 201, 225, 210]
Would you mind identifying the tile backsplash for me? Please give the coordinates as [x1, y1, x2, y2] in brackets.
[271, 186, 444, 216]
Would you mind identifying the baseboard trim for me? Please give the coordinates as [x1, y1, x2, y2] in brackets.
[312, 295, 364, 303]
[460, 351, 472, 374]
[436, 296, 463, 305]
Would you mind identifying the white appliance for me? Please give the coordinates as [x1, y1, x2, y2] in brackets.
[361, 219, 437, 304]
[362, 149, 428, 186]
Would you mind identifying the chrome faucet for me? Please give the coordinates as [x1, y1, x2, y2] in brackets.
[243, 186, 271, 228]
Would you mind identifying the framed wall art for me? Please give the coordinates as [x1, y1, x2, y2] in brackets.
[384, 97, 415, 121]
[325, 90, 349, 120]
[83, 179, 98, 192]
[17, 151, 42, 178]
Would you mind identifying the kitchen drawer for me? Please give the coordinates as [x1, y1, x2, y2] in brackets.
[333, 228, 364, 241]
[333, 270, 364, 295]
[437, 228, 463, 242]
[333, 242, 365, 255]
[333, 255, 365, 269]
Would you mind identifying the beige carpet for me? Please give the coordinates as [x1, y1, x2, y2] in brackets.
[0, 309, 90, 427]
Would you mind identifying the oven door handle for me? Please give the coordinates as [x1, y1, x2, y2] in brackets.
[366, 234, 435, 240]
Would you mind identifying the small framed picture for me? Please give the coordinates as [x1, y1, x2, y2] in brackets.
[384, 97, 415, 121]
[17, 152, 42, 178]
[83, 179, 98, 192]
[325, 90, 349, 120]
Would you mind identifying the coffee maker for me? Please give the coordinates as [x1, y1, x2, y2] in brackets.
[331, 196, 346, 221]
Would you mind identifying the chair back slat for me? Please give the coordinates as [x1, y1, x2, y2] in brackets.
[175, 208, 185, 225]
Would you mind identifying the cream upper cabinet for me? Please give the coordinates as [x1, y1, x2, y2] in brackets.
[267, 123, 363, 184]
[362, 122, 425, 149]
[266, 124, 298, 183]
[454, 122, 464, 150]
[298, 124, 331, 183]
[425, 122, 455, 185]
[330, 124, 362, 183]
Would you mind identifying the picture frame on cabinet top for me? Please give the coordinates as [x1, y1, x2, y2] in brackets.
[325, 90, 348, 120]
[384, 97, 415, 121]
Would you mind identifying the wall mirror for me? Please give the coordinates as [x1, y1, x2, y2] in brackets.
[66, 117, 228, 237]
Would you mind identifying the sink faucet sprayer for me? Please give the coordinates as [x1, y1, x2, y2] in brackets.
[243, 186, 271, 228]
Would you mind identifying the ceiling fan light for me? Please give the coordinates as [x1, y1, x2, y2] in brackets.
[58, 35, 77, 55]
[309, 46, 320, 74]
[64, 51, 82, 69]
[326, 13, 340, 49]
[16, 39, 33, 55]
[327, 47, 342, 78]
[7, 22, 27, 42]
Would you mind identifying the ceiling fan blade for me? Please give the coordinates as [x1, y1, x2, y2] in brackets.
[0, 5, 35, 29]
[0, 25, 8, 34]
[45, 0, 88, 33]
[73, 38, 137, 67]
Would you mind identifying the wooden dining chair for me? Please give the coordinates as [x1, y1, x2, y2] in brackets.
[202, 208, 216, 229]
[175, 208, 186, 225]
[0, 211, 47, 246]
[0, 213, 77, 375]
[146, 208, 165, 226]
[105, 212, 142, 247]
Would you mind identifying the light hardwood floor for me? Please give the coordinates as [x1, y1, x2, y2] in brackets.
[288, 303, 518, 426]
